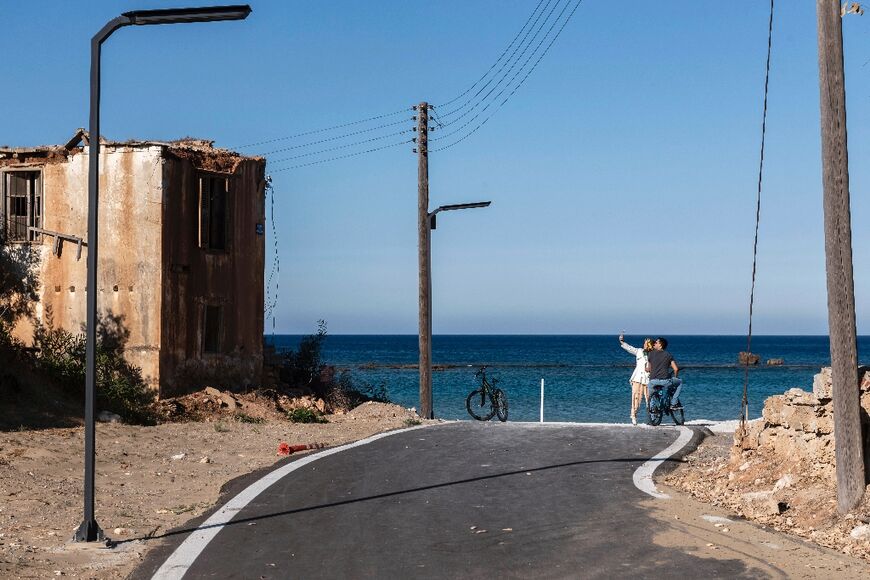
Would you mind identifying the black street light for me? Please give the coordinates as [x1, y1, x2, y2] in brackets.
[76, 4, 251, 543]
[428, 201, 492, 230]
[418, 200, 491, 419]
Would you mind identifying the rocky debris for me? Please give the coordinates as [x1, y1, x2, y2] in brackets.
[738, 351, 760, 366]
[851, 525, 870, 541]
[766, 358, 784, 366]
[665, 366, 870, 563]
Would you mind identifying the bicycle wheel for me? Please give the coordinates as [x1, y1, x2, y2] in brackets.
[466, 389, 495, 421]
[670, 406, 685, 425]
[647, 392, 663, 426]
[493, 388, 508, 422]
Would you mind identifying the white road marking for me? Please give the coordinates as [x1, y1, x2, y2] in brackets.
[150, 425, 429, 580]
[632, 426, 693, 499]
[152, 421, 697, 578]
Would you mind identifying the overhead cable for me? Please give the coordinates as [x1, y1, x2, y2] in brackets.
[432, 0, 583, 152]
[231, 107, 412, 150]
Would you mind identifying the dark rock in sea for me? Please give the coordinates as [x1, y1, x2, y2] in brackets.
[739, 351, 761, 366]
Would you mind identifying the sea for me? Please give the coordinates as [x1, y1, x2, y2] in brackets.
[265, 335, 869, 424]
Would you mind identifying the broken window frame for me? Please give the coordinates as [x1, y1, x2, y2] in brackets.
[202, 303, 223, 355]
[1, 169, 43, 243]
[198, 173, 231, 252]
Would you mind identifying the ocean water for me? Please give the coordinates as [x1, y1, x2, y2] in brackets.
[265, 335, 869, 423]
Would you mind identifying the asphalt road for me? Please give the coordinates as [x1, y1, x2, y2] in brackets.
[134, 421, 781, 579]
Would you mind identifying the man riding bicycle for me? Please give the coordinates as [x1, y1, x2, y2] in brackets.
[645, 337, 682, 410]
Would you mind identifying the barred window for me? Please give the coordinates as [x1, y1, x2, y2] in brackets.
[2, 171, 42, 242]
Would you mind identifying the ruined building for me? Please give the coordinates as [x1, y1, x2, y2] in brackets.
[1, 130, 266, 396]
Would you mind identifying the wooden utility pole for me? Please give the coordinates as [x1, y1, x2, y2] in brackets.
[417, 102, 433, 419]
[816, 0, 865, 514]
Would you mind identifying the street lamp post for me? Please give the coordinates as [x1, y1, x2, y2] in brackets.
[418, 201, 491, 419]
[76, 4, 251, 543]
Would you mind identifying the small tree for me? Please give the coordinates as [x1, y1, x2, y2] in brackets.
[279, 319, 327, 388]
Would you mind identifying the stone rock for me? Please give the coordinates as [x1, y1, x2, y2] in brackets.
[314, 398, 327, 413]
[849, 524, 870, 540]
[812, 368, 833, 400]
[219, 393, 238, 410]
[739, 352, 760, 366]
[773, 474, 794, 491]
[762, 396, 785, 426]
[740, 491, 786, 516]
[171, 453, 186, 461]
[204, 386, 221, 397]
[97, 411, 122, 423]
[766, 358, 784, 366]
[783, 388, 818, 407]
[860, 366, 870, 391]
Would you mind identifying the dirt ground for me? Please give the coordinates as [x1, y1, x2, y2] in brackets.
[663, 429, 870, 564]
[0, 401, 439, 579]
[646, 485, 870, 578]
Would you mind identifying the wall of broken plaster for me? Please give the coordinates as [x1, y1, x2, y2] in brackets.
[159, 154, 265, 396]
[7, 147, 165, 389]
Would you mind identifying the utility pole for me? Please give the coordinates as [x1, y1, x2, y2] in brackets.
[417, 102, 433, 419]
[816, 0, 865, 514]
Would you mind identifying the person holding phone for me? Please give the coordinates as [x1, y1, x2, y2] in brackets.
[618, 334, 653, 425]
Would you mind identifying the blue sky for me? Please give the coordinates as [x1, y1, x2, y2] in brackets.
[3, 1, 869, 335]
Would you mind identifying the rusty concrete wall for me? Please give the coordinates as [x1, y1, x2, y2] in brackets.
[159, 154, 265, 395]
[7, 147, 165, 388]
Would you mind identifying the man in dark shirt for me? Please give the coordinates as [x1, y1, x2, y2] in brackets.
[645, 337, 683, 409]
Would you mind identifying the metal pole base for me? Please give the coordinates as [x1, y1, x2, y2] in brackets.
[74, 519, 105, 542]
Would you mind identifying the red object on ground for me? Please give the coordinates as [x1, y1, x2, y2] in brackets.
[277, 442, 326, 456]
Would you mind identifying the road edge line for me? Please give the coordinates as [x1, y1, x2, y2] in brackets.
[632, 426, 693, 499]
[150, 424, 430, 580]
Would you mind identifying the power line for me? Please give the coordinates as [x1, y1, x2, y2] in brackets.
[268, 138, 414, 173]
[437, 0, 562, 123]
[230, 107, 412, 150]
[258, 117, 413, 156]
[431, 0, 583, 152]
[268, 129, 414, 165]
[740, 0, 775, 430]
[264, 178, 280, 322]
[437, 0, 551, 111]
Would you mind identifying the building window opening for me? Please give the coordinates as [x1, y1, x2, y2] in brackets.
[199, 175, 228, 251]
[203, 304, 222, 354]
[2, 171, 42, 241]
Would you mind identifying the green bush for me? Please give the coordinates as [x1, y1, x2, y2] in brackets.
[279, 320, 327, 388]
[30, 313, 155, 425]
[286, 407, 328, 424]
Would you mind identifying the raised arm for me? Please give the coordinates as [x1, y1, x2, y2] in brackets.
[620, 341, 640, 356]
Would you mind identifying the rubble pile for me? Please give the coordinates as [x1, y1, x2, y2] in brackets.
[664, 367, 870, 560]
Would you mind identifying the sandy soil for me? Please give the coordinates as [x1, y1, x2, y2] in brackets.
[663, 429, 870, 564]
[646, 485, 870, 578]
[0, 402, 439, 579]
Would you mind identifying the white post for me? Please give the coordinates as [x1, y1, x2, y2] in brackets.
[540, 378, 545, 423]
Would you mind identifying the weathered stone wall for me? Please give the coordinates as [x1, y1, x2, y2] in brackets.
[738, 367, 870, 483]
[7, 147, 165, 388]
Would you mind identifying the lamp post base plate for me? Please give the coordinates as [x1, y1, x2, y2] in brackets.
[74, 519, 105, 542]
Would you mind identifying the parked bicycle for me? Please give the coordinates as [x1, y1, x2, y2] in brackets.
[647, 382, 684, 426]
[466, 366, 508, 422]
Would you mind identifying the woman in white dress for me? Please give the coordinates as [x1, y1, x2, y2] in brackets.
[618, 334, 652, 425]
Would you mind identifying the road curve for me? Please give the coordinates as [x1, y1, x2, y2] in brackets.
[135, 422, 769, 579]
